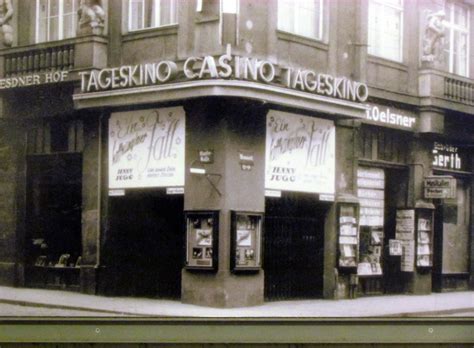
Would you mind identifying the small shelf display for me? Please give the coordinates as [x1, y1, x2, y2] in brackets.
[416, 209, 434, 268]
[230, 211, 263, 272]
[337, 203, 359, 271]
[185, 211, 219, 271]
[394, 208, 434, 272]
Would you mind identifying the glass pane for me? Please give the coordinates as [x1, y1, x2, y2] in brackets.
[130, 0, 144, 30]
[38, 0, 48, 43]
[49, 16, 59, 41]
[64, 0, 75, 13]
[63, 13, 76, 38]
[453, 3, 468, 28]
[277, 0, 293, 32]
[453, 32, 468, 76]
[295, 0, 317, 38]
[49, 0, 59, 16]
[368, 0, 402, 61]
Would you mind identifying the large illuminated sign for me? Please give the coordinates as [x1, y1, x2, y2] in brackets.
[79, 51, 369, 103]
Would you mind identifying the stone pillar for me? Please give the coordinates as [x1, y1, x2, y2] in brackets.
[0, 122, 22, 286]
[80, 114, 103, 294]
[181, 98, 265, 308]
[330, 119, 361, 299]
[406, 134, 435, 294]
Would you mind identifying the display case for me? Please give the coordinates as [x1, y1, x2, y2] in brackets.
[416, 209, 434, 268]
[230, 211, 263, 272]
[337, 203, 359, 271]
[185, 211, 219, 271]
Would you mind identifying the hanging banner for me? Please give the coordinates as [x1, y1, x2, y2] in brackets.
[108, 106, 185, 189]
[265, 110, 335, 194]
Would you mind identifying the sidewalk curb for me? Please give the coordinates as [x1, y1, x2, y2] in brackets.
[0, 299, 147, 317]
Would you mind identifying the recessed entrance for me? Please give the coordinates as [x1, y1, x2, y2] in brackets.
[264, 192, 327, 300]
[104, 190, 184, 299]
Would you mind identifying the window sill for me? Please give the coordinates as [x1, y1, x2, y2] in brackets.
[123, 24, 179, 42]
[367, 55, 408, 71]
[195, 14, 220, 24]
[276, 30, 328, 50]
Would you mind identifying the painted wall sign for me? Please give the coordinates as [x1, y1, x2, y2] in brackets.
[432, 142, 464, 170]
[78, 48, 369, 103]
[364, 103, 417, 130]
[0, 71, 69, 90]
[424, 175, 456, 199]
[108, 106, 185, 189]
[265, 110, 335, 194]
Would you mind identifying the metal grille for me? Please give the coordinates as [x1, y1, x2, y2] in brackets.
[264, 195, 326, 300]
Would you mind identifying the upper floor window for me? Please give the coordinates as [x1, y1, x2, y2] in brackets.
[443, 1, 470, 77]
[368, 0, 403, 62]
[278, 0, 324, 40]
[128, 0, 177, 31]
[36, 0, 79, 43]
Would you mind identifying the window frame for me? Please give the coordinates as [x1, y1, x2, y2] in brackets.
[367, 0, 404, 63]
[277, 0, 325, 42]
[127, 0, 178, 32]
[444, 1, 470, 77]
[35, 0, 79, 43]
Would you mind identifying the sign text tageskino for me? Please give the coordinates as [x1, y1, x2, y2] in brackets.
[79, 52, 369, 103]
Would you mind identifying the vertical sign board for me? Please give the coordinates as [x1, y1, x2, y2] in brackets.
[265, 110, 335, 194]
[396, 209, 415, 272]
[108, 107, 185, 188]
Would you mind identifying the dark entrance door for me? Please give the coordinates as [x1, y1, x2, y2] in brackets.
[264, 192, 327, 300]
[105, 190, 184, 299]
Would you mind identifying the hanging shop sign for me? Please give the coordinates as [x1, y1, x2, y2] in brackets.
[0, 71, 69, 90]
[364, 103, 417, 130]
[78, 49, 369, 103]
[265, 110, 335, 194]
[424, 175, 456, 199]
[108, 106, 185, 189]
[432, 142, 466, 171]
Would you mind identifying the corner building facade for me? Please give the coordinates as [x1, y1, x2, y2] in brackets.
[0, 0, 472, 307]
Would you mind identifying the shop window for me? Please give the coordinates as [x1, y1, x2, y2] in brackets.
[128, 0, 177, 31]
[277, 0, 324, 41]
[368, 0, 404, 62]
[443, 1, 470, 77]
[36, 0, 80, 43]
[27, 120, 84, 155]
[359, 126, 409, 164]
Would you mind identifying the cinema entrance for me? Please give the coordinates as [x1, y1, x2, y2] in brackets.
[264, 192, 328, 300]
[102, 189, 184, 299]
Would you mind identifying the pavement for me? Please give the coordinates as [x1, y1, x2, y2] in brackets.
[0, 285, 473, 317]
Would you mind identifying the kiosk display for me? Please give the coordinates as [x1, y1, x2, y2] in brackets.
[337, 204, 359, 270]
[416, 209, 434, 268]
[185, 211, 219, 271]
[231, 211, 263, 272]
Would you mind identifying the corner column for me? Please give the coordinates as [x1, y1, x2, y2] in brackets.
[181, 99, 265, 308]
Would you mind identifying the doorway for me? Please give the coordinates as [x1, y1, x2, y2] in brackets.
[264, 192, 327, 300]
[105, 190, 184, 299]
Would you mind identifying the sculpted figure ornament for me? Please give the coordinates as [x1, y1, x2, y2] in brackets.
[0, 0, 13, 47]
[422, 10, 446, 62]
[77, 0, 105, 35]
